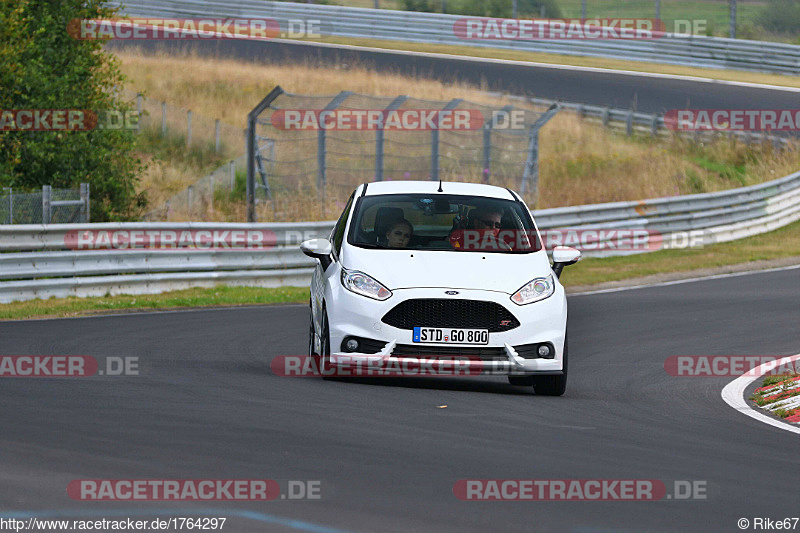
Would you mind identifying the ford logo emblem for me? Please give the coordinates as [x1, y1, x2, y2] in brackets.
[445, 291, 459, 295]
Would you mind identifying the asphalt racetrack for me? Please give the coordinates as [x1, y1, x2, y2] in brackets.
[4, 37, 799, 533]
[111, 38, 800, 113]
[1, 267, 799, 532]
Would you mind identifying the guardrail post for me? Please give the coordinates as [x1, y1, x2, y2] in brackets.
[432, 99, 462, 182]
[626, 110, 634, 136]
[42, 185, 51, 224]
[215, 119, 221, 153]
[650, 114, 660, 137]
[80, 183, 90, 223]
[376, 95, 408, 182]
[187, 110, 192, 147]
[602, 107, 610, 128]
[3, 187, 11, 224]
[161, 102, 167, 136]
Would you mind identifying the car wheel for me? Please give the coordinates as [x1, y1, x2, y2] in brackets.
[309, 301, 318, 361]
[319, 308, 333, 380]
[531, 335, 568, 396]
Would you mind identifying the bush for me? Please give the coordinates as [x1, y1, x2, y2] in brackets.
[0, 0, 147, 221]
[757, 0, 800, 34]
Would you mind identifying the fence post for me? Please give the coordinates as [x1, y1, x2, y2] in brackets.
[42, 185, 52, 224]
[3, 187, 11, 224]
[161, 102, 167, 136]
[136, 94, 143, 132]
[209, 176, 215, 212]
[520, 104, 560, 205]
[317, 92, 352, 200]
[80, 182, 90, 223]
[187, 185, 194, 218]
[215, 119, 221, 153]
[730, 0, 736, 39]
[246, 86, 285, 222]
[230, 160, 236, 191]
[482, 126, 491, 184]
[187, 110, 193, 147]
[376, 95, 409, 181]
[431, 99, 462, 182]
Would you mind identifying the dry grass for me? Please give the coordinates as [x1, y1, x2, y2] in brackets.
[117, 49, 800, 221]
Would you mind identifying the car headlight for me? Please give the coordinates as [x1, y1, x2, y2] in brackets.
[340, 268, 392, 301]
[510, 274, 555, 305]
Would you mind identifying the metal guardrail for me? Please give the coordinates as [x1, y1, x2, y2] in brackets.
[111, 0, 800, 75]
[2, 169, 800, 302]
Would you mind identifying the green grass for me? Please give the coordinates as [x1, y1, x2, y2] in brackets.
[2, 217, 800, 320]
[557, 0, 767, 38]
[333, 0, 782, 41]
[0, 286, 308, 321]
[759, 374, 798, 388]
[558, 216, 800, 287]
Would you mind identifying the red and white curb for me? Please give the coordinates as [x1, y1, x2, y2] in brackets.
[752, 376, 800, 422]
[721, 353, 800, 435]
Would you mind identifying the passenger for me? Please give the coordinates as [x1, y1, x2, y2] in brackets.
[385, 218, 413, 248]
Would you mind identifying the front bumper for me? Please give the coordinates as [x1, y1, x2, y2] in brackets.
[330, 342, 562, 376]
[326, 286, 567, 376]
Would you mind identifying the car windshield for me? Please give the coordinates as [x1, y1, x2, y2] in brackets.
[348, 193, 542, 253]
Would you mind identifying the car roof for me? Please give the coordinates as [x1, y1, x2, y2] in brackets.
[359, 181, 518, 200]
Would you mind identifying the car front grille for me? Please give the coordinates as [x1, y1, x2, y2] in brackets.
[381, 299, 520, 332]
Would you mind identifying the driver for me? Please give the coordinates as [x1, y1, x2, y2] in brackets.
[466, 206, 511, 251]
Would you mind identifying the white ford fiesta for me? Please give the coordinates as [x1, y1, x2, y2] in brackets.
[300, 181, 581, 395]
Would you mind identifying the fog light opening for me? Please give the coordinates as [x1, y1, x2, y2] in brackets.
[538, 344, 551, 358]
[345, 338, 359, 352]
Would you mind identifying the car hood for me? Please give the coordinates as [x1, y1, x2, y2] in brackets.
[341, 246, 553, 294]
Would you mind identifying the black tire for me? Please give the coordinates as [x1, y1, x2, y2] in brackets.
[309, 302, 318, 362]
[507, 375, 535, 386]
[319, 309, 333, 380]
[531, 336, 568, 396]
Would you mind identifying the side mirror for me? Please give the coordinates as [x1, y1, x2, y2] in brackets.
[300, 239, 333, 271]
[552, 246, 581, 278]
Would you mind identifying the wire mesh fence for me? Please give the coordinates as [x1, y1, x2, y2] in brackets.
[245, 88, 560, 222]
[131, 91, 245, 158]
[0, 185, 90, 224]
[143, 154, 248, 221]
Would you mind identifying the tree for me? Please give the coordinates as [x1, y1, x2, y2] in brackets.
[0, 0, 146, 221]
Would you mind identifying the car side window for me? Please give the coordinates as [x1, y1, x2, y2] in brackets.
[332, 193, 355, 257]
